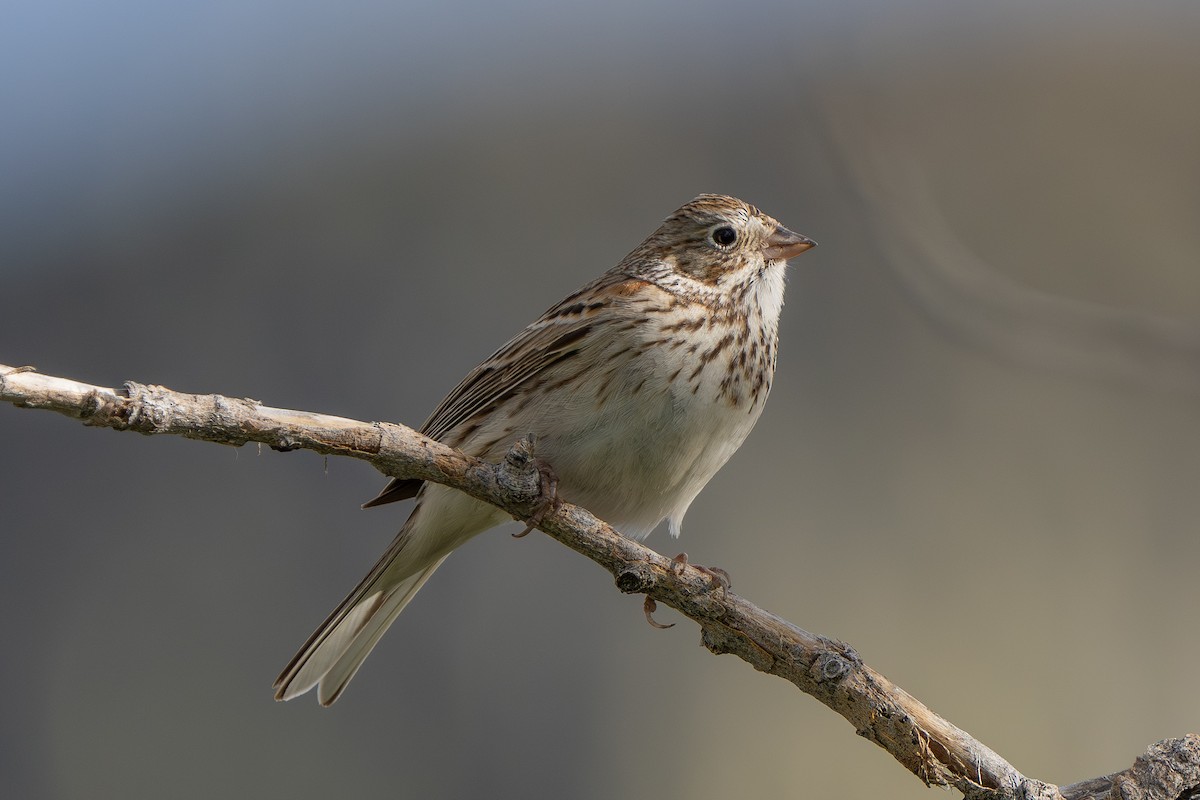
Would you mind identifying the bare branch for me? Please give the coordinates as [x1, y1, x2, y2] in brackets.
[3, 363, 1197, 800]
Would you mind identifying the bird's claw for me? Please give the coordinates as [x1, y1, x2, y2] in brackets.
[670, 552, 731, 593]
[643, 595, 674, 629]
[512, 457, 561, 538]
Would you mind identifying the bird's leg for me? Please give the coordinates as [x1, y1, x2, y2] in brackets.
[670, 552, 732, 593]
[512, 457, 561, 538]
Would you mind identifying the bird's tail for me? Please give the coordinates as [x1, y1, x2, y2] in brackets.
[273, 541, 449, 706]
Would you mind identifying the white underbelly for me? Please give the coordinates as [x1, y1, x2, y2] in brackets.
[535, 350, 766, 540]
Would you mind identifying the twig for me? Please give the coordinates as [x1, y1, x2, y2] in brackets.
[2, 362, 1197, 800]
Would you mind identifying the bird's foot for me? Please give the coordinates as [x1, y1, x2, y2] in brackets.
[512, 457, 561, 538]
[642, 555, 730, 630]
[669, 552, 731, 593]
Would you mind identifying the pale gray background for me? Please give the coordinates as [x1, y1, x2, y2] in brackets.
[2, 1, 1199, 798]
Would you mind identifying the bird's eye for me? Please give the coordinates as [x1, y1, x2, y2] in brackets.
[711, 226, 737, 247]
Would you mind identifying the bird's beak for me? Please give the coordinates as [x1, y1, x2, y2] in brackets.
[762, 226, 816, 261]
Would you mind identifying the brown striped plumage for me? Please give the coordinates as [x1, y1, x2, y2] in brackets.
[274, 194, 815, 705]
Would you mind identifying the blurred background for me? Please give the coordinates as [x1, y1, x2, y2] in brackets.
[2, 1, 1199, 797]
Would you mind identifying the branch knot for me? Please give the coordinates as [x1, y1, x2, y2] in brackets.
[615, 566, 655, 594]
[119, 381, 169, 432]
[813, 652, 853, 683]
[494, 433, 564, 539]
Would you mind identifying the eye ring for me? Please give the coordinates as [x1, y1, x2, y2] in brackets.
[711, 226, 738, 247]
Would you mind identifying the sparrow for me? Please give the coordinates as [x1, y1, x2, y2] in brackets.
[274, 194, 815, 704]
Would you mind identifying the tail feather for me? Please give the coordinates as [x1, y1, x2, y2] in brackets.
[273, 526, 449, 704]
[316, 556, 448, 705]
[274, 591, 387, 701]
[276, 485, 505, 704]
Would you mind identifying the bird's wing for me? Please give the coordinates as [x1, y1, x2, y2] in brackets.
[363, 271, 647, 508]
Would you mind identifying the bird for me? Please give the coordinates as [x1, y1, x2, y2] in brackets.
[274, 194, 815, 705]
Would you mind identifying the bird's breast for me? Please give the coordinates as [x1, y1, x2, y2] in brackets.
[533, 309, 777, 538]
